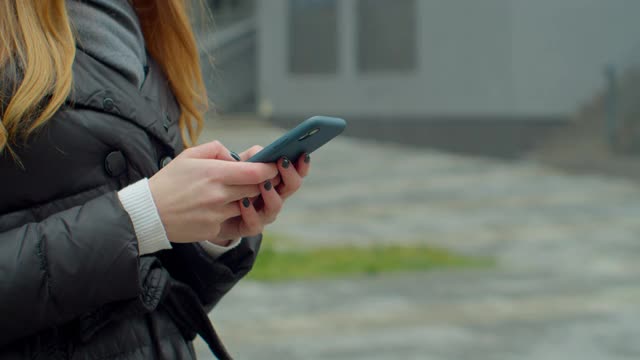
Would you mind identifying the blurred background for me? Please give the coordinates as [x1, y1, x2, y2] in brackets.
[194, 1, 640, 359]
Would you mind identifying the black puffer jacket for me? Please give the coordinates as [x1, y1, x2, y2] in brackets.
[0, 49, 258, 359]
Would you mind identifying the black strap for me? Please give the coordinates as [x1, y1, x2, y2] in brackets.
[162, 282, 233, 360]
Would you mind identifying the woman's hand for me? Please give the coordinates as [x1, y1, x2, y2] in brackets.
[213, 146, 311, 241]
[148, 141, 278, 244]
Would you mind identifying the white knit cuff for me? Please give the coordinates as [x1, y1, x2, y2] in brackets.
[117, 178, 172, 255]
[198, 238, 242, 259]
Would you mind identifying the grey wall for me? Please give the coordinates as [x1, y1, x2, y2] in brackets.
[258, 0, 640, 120]
[511, 0, 640, 115]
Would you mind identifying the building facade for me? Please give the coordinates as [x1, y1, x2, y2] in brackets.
[257, 0, 640, 121]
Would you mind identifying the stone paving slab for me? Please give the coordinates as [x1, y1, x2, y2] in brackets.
[193, 116, 640, 359]
[198, 270, 640, 360]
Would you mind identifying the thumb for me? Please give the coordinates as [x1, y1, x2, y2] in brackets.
[183, 140, 236, 161]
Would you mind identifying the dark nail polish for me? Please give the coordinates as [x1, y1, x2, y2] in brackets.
[264, 180, 272, 191]
[282, 157, 290, 169]
[304, 153, 311, 164]
[242, 198, 251, 208]
[230, 151, 241, 161]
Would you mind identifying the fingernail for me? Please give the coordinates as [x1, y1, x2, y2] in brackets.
[282, 157, 290, 169]
[242, 198, 251, 208]
[304, 153, 311, 164]
[230, 151, 241, 161]
[264, 180, 272, 191]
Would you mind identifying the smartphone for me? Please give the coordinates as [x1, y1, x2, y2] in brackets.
[247, 116, 347, 163]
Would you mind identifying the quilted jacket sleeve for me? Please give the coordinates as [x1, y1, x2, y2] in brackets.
[158, 235, 262, 312]
[0, 192, 143, 347]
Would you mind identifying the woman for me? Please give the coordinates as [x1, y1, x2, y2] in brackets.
[0, 1, 310, 359]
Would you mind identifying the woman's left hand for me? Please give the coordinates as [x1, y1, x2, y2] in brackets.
[211, 146, 311, 242]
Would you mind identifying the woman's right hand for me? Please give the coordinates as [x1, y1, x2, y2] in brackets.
[148, 141, 278, 244]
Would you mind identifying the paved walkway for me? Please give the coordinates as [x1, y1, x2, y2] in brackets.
[194, 116, 640, 359]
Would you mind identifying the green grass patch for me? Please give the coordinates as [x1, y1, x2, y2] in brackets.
[248, 238, 494, 282]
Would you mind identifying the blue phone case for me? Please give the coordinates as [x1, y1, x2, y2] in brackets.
[247, 116, 347, 163]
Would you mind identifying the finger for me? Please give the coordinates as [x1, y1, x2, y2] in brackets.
[276, 157, 302, 199]
[223, 184, 262, 203]
[214, 161, 279, 185]
[238, 197, 263, 236]
[221, 202, 242, 220]
[238, 145, 264, 161]
[259, 179, 283, 225]
[271, 174, 282, 188]
[296, 153, 311, 178]
[183, 140, 233, 160]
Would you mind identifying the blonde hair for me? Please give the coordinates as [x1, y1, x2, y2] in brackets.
[0, 0, 207, 155]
